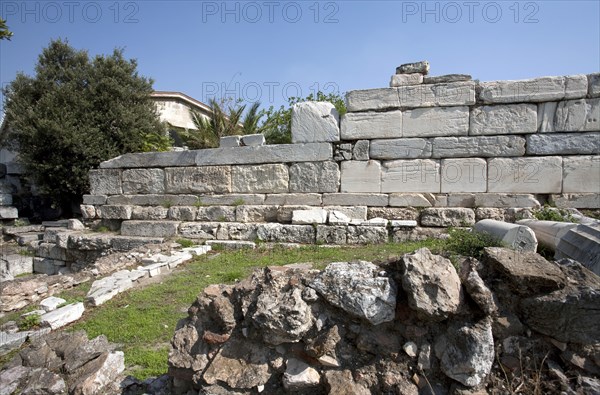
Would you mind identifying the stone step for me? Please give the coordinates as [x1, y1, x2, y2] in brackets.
[206, 240, 256, 250]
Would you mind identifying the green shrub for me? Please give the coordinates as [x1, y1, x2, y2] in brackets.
[176, 238, 195, 248]
[18, 313, 40, 331]
[533, 205, 577, 223]
[444, 228, 504, 259]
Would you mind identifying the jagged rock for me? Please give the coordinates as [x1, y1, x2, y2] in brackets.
[69, 351, 124, 395]
[436, 318, 494, 387]
[39, 296, 66, 312]
[0, 366, 67, 395]
[310, 261, 397, 325]
[325, 369, 370, 394]
[401, 248, 462, 321]
[282, 358, 321, 390]
[396, 60, 430, 75]
[40, 302, 85, 329]
[459, 258, 498, 315]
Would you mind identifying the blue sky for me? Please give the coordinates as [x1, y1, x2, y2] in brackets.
[1, 0, 599, 112]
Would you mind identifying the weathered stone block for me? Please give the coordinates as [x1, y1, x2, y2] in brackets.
[195, 143, 333, 165]
[479, 75, 588, 103]
[432, 136, 525, 158]
[178, 222, 218, 239]
[97, 205, 132, 220]
[168, 206, 198, 221]
[469, 104, 537, 135]
[398, 81, 476, 107]
[526, 132, 600, 155]
[197, 206, 236, 222]
[388, 193, 434, 207]
[563, 156, 600, 193]
[370, 138, 432, 160]
[420, 208, 475, 227]
[447, 193, 475, 207]
[324, 206, 367, 220]
[554, 98, 600, 131]
[390, 73, 423, 87]
[36, 243, 67, 261]
[256, 224, 315, 244]
[120, 221, 179, 237]
[220, 136, 240, 147]
[291, 209, 328, 225]
[423, 74, 472, 84]
[198, 194, 265, 206]
[221, 222, 259, 240]
[550, 194, 600, 209]
[276, 205, 312, 223]
[397, 61, 429, 74]
[82, 195, 107, 205]
[441, 158, 487, 193]
[89, 169, 122, 195]
[131, 206, 169, 220]
[589, 73, 600, 97]
[346, 226, 388, 244]
[381, 159, 440, 193]
[289, 162, 339, 193]
[100, 150, 197, 168]
[487, 157, 562, 193]
[121, 169, 165, 194]
[322, 193, 388, 206]
[106, 194, 199, 206]
[0, 193, 12, 205]
[340, 111, 402, 140]
[291, 102, 340, 143]
[316, 225, 347, 245]
[403, 106, 469, 137]
[0, 207, 18, 219]
[33, 258, 63, 275]
[340, 161, 382, 193]
[165, 166, 231, 194]
[235, 205, 278, 223]
[240, 134, 266, 146]
[232, 164, 289, 193]
[353, 140, 370, 160]
[537, 102, 557, 133]
[367, 207, 419, 220]
[264, 193, 322, 206]
[345, 88, 400, 112]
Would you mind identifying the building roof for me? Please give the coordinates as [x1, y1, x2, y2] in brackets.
[150, 91, 212, 115]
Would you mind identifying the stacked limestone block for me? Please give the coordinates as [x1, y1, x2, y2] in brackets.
[0, 165, 19, 221]
[82, 63, 599, 244]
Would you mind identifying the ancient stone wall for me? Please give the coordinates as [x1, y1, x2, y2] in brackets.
[83, 65, 600, 243]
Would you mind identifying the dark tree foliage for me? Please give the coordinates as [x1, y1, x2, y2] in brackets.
[2, 39, 170, 207]
[0, 18, 13, 40]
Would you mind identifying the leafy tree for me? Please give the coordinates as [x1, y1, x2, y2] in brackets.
[2, 39, 170, 209]
[0, 18, 13, 40]
[261, 91, 347, 144]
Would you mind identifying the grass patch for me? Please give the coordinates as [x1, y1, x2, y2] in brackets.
[176, 238, 196, 248]
[444, 227, 504, 260]
[532, 205, 577, 223]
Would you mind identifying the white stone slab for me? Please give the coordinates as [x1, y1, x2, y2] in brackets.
[291, 209, 328, 225]
[40, 303, 84, 330]
[441, 158, 487, 193]
[398, 81, 476, 107]
[403, 106, 469, 137]
[388, 193, 434, 207]
[370, 138, 432, 159]
[240, 134, 266, 146]
[479, 75, 588, 103]
[39, 297, 66, 312]
[341, 111, 402, 140]
[432, 136, 526, 158]
[589, 73, 600, 97]
[526, 132, 600, 155]
[346, 88, 400, 112]
[390, 73, 423, 87]
[488, 157, 562, 193]
[291, 102, 340, 143]
[563, 156, 600, 193]
[381, 160, 440, 193]
[554, 98, 600, 131]
[391, 220, 418, 227]
[220, 136, 240, 147]
[328, 210, 350, 225]
[340, 161, 382, 193]
[470, 104, 537, 135]
[195, 142, 333, 165]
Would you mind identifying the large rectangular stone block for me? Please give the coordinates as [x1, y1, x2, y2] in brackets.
[563, 156, 600, 193]
[120, 221, 180, 237]
[291, 102, 340, 143]
[554, 98, 600, 131]
[441, 158, 487, 193]
[97, 205, 132, 220]
[89, 169, 122, 195]
[340, 161, 381, 193]
[403, 106, 469, 138]
[340, 111, 402, 140]
[255, 224, 316, 244]
[82, 195, 107, 205]
[388, 193, 435, 207]
[346, 88, 400, 112]
[264, 193, 322, 206]
[107, 194, 199, 206]
[289, 162, 339, 193]
[479, 75, 588, 104]
[195, 143, 333, 165]
[381, 159, 440, 193]
[198, 194, 265, 206]
[487, 157, 562, 193]
[473, 193, 540, 208]
[235, 205, 278, 222]
[369, 138, 432, 160]
[469, 104, 537, 135]
[197, 206, 236, 222]
[165, 166, 231, 194]
[526, 133, 600, 155]
[432, 135, 526, 158]
[398, 81, 476, 107]
[322, 193, 388, 206]
[178, 222, 218, 239]
[232, 164, 288, 193]
[131, 206, 169, 220]
[550, 194, 600, 209]
[122, 169, 165, 194]
[100, 150, 197, 168]
[589, 73, 600, 98]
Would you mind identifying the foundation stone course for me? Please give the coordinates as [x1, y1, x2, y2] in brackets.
[232, 164, 289, 194]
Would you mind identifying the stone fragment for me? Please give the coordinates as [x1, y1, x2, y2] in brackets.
[40, 296, 66, 312]
[121, 168, 165, 194]
[403, 106, 469, 137]
[120, 220, 180, 237]
[340, 161, 382, 193]
[391, 220, 418, 227]
[474, 193, 540, 208]
[292, 209, 328, 225]
[401, 248, 462, 320]
[482, 247, 566, 295]
[555, 226, 600, 276]
[0, 207, 18, 219]
[420, 208, 475, 227]
[327, 211, 350, 225]
[554, 98, 600, 131]
[220, 135, 240, 147]
[370, 138, 432, 159]
[418, 343, 432, 370]
[346, 226, 388, 244]
[322, 193, 388, 206]
[389, 193, 434, 207]
[353, 140, 370, 160]
[470, 104, 537, 135]
[473, 219, 538, 252]
[437, 319, 494, 387]
[89, 169, 122, 195]
[205, 240, 256, 250]
[433, 135, 525, 158]
[423, 74, 472, 84]
[346, 88, 400, 112]
[325, 370, 370, 395]
[289, 161, 339, 193]
[341, 111, 402, 140]
[550, 193, 600, 208]
[527, 132, 600, 155]
[232, 164, 288, 193]
[235, 205, 278, 222]
[310, 261, 397, 324]
[537, 102, 557, 133]
[70, 351, 125, 395]
[193, 143, 333, 165]
[441, 158, 487, 193]
[390, 73, 423, 87]
[381, 159, 440, 193]
[40, 302, 85, 329]
[563, 156, 600, 193]
[403, 342, 418, 357]
[589, 72, 600, 97]
[165, 166, 231, 194]
[479, 75, 588, 103]
[488, 157, 563, 193]
[240, 134, 265, 146]
[291, 102, 340, 143]
[282, 358, 320, 390]
[1, 254, 33, 277]
[396, 61, 429, 74]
